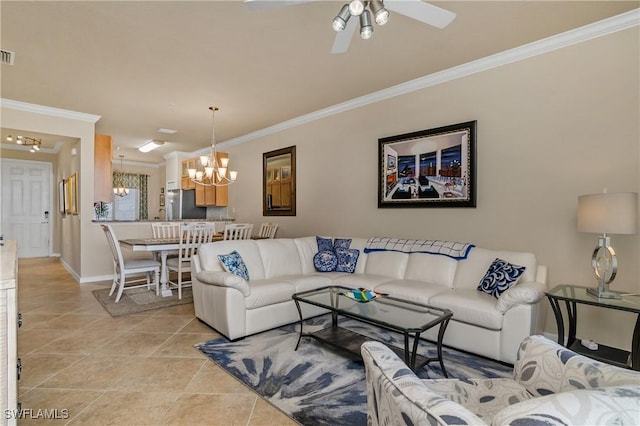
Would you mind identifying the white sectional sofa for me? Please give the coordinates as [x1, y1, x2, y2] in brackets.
[191, 236, 547, 364]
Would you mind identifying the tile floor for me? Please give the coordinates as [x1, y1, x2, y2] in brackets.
[17, 257, 297, 425]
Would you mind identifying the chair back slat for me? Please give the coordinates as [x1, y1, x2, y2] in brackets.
[223, 223, 253, 240]
[151, 222, 181, 239]
[258, 222, 278, 239]
[101, 224, 125, 272]
[179, 222, 218, 260]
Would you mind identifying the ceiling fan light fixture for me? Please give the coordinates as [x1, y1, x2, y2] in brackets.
[332, 4, 351, 31]
[360, 10, 373, 39]
[348, 0, 366, 16]
[370, 0, 389, 25]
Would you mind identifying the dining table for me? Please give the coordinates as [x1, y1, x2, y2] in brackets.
[119, 235, 222, 297]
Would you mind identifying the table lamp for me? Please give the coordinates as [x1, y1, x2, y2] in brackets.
[577, 191, 638, 299]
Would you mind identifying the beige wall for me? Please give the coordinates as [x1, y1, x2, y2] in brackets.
[1, 107, 93, 279]
[1, 25, 637, 352]
[225, 28, 639, 349]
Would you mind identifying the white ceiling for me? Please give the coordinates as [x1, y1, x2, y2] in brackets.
[1, 1, 636, 163]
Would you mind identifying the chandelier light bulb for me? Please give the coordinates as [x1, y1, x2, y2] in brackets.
[229, 170, 238, 181]
[370, 0, 388, 25]
[360, 10, 373, 39]
[375, 9, 389, 25]
[200, 156, 210, 167]
[195, 170, 204, 181]
[220, 157, 230, 168]
[348, 0, 365, 16]
[332, 4, 351, 32]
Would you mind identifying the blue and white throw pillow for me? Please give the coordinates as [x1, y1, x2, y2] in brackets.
[333, 238, 352, 251]
[218, 250, 250, 281]
[316, 236, 334, 252]
[335, 247, 359, 273]
[477, 258, 526, 298]
[313, 250, 338, 272]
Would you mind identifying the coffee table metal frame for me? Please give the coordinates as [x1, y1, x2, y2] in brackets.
[292, 285, 453, 376]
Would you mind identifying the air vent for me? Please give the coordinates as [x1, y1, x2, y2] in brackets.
[1, 50, 15, 65]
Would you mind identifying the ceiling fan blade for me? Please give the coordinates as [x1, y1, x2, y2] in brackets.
[331, 17, 358, 54]
[385, 0, 456, 29]
[244, 0, 317, 11]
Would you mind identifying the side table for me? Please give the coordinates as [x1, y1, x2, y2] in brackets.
[545, 284, 640, 370]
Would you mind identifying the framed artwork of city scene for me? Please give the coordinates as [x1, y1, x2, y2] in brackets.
[378, 121, 476, 208]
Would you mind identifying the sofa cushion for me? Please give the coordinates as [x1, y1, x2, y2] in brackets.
[335, 247, 359, 273]
[453, 247, 537, 290]
[404, 253, 458, 289]
[256, 239, 303, 278]
[347, 237, 369, 274]
[333, 273, 394, 290]
[294, 236, 321, 275]
[430, 289, 503, 330]
[218, 250, 250, 281]
[364, 251, 409, 279]
[285, 274, 335, 294]
[374, 279, 451, 306]
[245, 279, 295, 309]
[199, 240, 266, 280]
[314, 250, 338, 272]
[477, 258, 526, 298]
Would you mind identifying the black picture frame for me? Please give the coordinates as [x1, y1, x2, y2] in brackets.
[378, 120, 477, 208]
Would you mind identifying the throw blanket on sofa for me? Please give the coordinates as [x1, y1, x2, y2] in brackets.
[364, 237, 474, 260]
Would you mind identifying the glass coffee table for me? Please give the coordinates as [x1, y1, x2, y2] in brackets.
[292, 285, 453, 376]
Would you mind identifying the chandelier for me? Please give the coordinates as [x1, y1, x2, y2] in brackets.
[113, 155, 129, 197]
[188, 106, 238, 187]
[6, 134, 42, 153]
[332, 0, 389, 40]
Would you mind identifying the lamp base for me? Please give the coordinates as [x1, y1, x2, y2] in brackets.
[586, 287, 621, 299]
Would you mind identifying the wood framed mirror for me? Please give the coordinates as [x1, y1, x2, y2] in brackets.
[263, 146, 296, 216]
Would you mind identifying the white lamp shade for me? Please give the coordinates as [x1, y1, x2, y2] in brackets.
[577, 192, 638, 234]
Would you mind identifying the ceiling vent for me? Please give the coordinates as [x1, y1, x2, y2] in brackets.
[1, 50, 15, 65]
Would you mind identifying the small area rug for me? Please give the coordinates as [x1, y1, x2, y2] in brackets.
[92, 287, 193, 317]
[195, 315, 512, 425]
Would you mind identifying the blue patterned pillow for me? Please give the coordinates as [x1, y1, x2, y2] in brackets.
[313, 250, 337, 272]
[335, 247, 359, 273]
[316, 236, 334, 252]
[477, 258, 525, 298]
[218, 250, 250, 281]
[333, 238, 352, 250]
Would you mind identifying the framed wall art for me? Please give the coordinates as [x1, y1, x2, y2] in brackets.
[378, 121, 476, 208]
[59, 180, 66, 214]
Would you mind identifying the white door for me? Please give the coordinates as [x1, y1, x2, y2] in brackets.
[0, 159, 52, 258]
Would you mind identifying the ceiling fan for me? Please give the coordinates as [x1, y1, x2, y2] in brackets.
[245, 0, 456, 54]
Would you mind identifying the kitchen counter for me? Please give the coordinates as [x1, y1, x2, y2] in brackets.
[92, 219, 236, 223]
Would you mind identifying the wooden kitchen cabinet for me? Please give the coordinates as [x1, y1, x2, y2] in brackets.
[181, 158, 196, 190]
[94, 134, 112, 202]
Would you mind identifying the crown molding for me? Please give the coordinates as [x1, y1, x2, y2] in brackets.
[218, 8, 639, 149]
[0, 98, 101, 123]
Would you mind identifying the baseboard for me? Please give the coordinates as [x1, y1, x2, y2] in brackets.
[59, 258, 80, 282]
[79, 274, 113, 284]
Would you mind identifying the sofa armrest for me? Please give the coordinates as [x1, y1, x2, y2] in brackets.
[196, 271, 250, 297]
[361, 341, 486, 426]
[490, 385, 640, 426]
[513, 336, 640, 397]
[496, 281, 545, 313]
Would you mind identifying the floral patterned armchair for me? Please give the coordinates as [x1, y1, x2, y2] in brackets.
[361, 335, 640, 425]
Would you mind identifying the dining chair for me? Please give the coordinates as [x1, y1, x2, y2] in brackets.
[151, 222, 181, 239]
[166, 222, 218, 299]
[223, 223, 253, 240]
[101, 224, 161, 302]
[258, 222, 278, 239]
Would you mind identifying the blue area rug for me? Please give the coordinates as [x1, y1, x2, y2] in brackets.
[195, 315, 512, 425]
